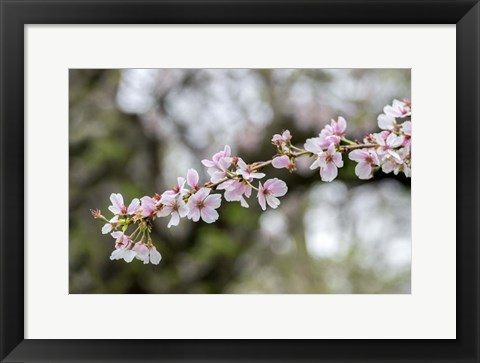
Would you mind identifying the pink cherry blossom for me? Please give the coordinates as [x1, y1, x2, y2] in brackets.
[304, 117, 348, 152]
[162, 177, 188, 198]
[320, 116, 348, 146]
[320, 131, 340, 147]
[309, 143, 344, 182]
[202, 146, 233, 183]
[109, 231, 136, 262]
[201, 145, 232, 169]
[133, 244, 162, 265]
[374, 132, 404, 163]
[187, 188, 222, 223]
[384, 99, 411, 118]
[144, 246, 162, 265]
[381, 159, 395, 174]
[384, 146, 410, 173]
[236, 158, 265, 181]
[111, 231, 127, 246]
[382, 151, 411, 177]
[257, 178, 288, 210]
[348, 149, 380, 180]
[272, 155, 295, 171]
[326, 116, 347, 136]
[101, 215, 119, 234]
[133, 243, 149, 261]
[108, 193, 140, 215]
[187, 168, 201, 191]
[217, 179, 252, 208]
[158, 195, 188, 228]
[271, 130, 292, 146]
[140, 196, 157, 217]
[323, 132, 341, 146]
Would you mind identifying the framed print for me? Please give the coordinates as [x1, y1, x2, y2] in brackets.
[1, 1, 479, 362]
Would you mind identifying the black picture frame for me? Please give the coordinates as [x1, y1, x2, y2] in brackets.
[1, 1, 478, 362]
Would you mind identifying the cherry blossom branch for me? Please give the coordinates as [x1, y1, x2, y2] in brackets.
[92, 98, 411, 265]
[339, 143, 378, 151]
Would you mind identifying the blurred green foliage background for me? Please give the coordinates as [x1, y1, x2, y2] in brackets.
[69, 69, 411, 294]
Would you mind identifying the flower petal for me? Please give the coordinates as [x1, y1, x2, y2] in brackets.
[109, 193, 124, 213]
[133, 243, 149, 260]
[217, 157, 232, 171]
[257, 183, 267, 211]
[187, 168, 199, 188]
[200, 207, 219, 224]
[240, 196, 249, 208]
[168, 212, 180, 228]
[157, 205, 173, 217]
[250, 172, 266, 179]
[193, 187, 211, 201]
[216, 179, 234, 190]
[332, 153, 344, 168]
[327, 143, 336, 155]
[244, 185, 252, 198]
[387, 133, 404, 148]
[111, 231, 123, 240]
[377, 114, 396, 130]
[188, 206, 201, 222]
[402, 121, 412, 136]
[317, 152, 327, 168]
[177, 177, 186, 190]
[110, 248, 124, 261]
[201, 159, 216, 168]
[325, 135, 341, 146]
[384, 104, 402, 118]
[127, 198, 140, 214]
[382, 160, 395, 174]
[102, 223, 113, 234]
[272, 155, 290, 169]
[237, 158, 247, 170]
[123, 250, 137, 263]
[348, 149, 367, 162]
[266, 195, 280, 209]
[210, 171, 226, 184]
[355, 162, 373, 179]
[266, 178, 288, 197]
[204, 194, 222, 209]
[387, 149, 403, 163]
[336, 116, 347, 133]
[371, 151, 380, 165]
[149, 248, 162, 265]
[320, 163, 338, 182]
[309, 158, 322, 170]
[223, 145, 231, 157]
[178, 203, 189, 218]
[140, 196, 156, 217]
[374, 133, 386, 146]
[304, 138, 322, 154]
